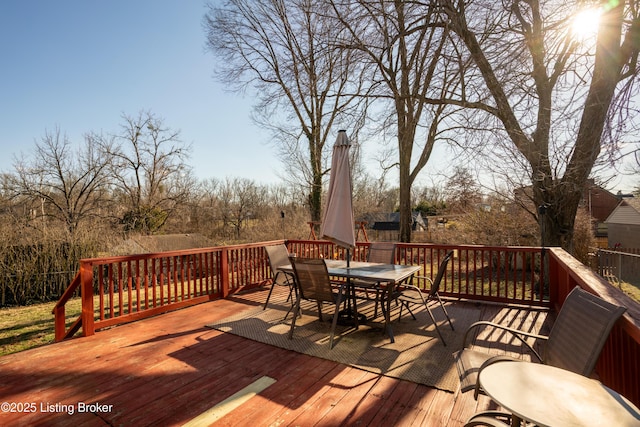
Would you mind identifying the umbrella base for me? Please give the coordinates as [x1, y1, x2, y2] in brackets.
[337, 309, 366, 326]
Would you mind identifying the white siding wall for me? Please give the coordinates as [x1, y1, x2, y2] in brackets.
[607, 205, 640, 226]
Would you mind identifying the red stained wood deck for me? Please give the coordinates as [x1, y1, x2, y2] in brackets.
[0, 287, 550, 427]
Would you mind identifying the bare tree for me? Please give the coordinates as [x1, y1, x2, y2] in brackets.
[203, 0, 367, 224]
[10, 128, 112, 239]
[439, 0, 640, 250]
[445, 166, 482, 213]
[330, 0, 464, 242]
[216, 177, 268, 240]
[100, 111, 193, 234]
[188, 178, 221, 236]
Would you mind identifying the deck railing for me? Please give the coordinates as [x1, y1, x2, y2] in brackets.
[597, 248, 640, 286]
[287, 240, 547, 306]
[548, 247, 640, 406]
[53, 240, 547, 340]
[52, 240, 281, 341]
[53, 239, 640, 406]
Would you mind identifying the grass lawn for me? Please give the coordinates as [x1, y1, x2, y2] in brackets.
[0, 281, 206, 357]
[0, 299, 82, 356]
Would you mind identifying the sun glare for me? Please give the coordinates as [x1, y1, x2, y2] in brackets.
[571, 7, 602, 40]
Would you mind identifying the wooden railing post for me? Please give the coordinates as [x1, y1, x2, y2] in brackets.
[53, 304, 66, 341]
[80, 261, 95, 337]
[220, 248, 230, 298]
[547, 249, 559, 307]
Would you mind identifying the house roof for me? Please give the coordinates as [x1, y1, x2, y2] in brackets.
[605, 197, 640, 225]
[515, 179, 629, 223]
[583, 184, 625, 222]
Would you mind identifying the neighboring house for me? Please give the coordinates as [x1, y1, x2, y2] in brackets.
[605, 197, 640, 249]
[515, 179, 630, 246]
[365, 211, 427, 232]
[110, 233, 214, 256]
[581, 181, 630, 243]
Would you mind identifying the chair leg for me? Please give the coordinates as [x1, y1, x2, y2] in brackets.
[288, 299, 301, 340]
[264, 272, 296, 313]
[380, 290, 395, 343]
[415, 292, 447, 346]
[379, 294, 389, 337]
[329, 288, 345, 349]
[351, 286, 359, 329]
[263, 281, 276, 310]
[425, 305, 447, 347]
[316, 301, 324, 322]
[398, 300, 417, 320]
[433, 292, 454, 330]
[373, 289, 379, 318]
[282, 283, 297, 320]
[284, 273, 296, 304]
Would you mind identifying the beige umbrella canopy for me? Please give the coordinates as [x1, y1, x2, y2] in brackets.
[320, 130, 356, 252]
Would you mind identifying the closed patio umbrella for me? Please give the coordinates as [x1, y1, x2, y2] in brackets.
[320, 130, 359, 325]
[320, 130, 356, 256]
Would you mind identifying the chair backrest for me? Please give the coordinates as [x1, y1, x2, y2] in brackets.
[428, 250, 454, 296]
[265, 245, 292, 285]
[367, 242, 396, 264]
[290, 257, 335, 303]
[545, 286, 626, 376]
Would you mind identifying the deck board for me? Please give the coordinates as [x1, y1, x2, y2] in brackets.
[0, 287, 549, 426]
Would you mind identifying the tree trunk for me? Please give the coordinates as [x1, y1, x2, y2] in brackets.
[309, 176, 322, 224]
[537, 184, 582, 252]
[396, 107, 417, 243]
[398, 153, 413, 243]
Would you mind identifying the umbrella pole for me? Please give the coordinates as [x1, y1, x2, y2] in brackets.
[338, 248, 364, 327]
[347, 248, 354, 318]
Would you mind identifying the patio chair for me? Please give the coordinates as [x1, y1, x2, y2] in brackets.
[464, 410, 537, 426]
[351, 242, 396, 317]
[454, 286, 627, 399]
[288, 257, 348, 349]
[463, 411, 512, 426]
[389, 250, 455, 346]
[263, 245, 296, 315]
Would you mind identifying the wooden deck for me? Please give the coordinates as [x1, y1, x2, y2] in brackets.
[0, 287, 551, 427]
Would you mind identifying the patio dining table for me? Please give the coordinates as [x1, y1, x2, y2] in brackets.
[283, 259, 421, 343]
[478, 361, 640, 427]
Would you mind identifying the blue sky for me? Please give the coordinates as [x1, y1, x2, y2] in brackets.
[0, 1, 636, 194]
[0, 0, 282, 184]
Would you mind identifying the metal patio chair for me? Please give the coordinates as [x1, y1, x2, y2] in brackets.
[454, 286, 627, 399]
[390, 250, 455, 346]
[263, 244, 296, 316]
[288, 257, 348, 349]
[351, 242, 397, 318]
[463, 411, 513, 426]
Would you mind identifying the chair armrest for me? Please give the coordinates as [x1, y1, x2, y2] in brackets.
[395, 282, 423, 295]
[465, 410, 517, 426]
[406, 276, 434, 293]
[465, 412, 516, 427]
[462, 320, 547, 360]
[274, 270, 295, 285]
[412, 275, 434, 286]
